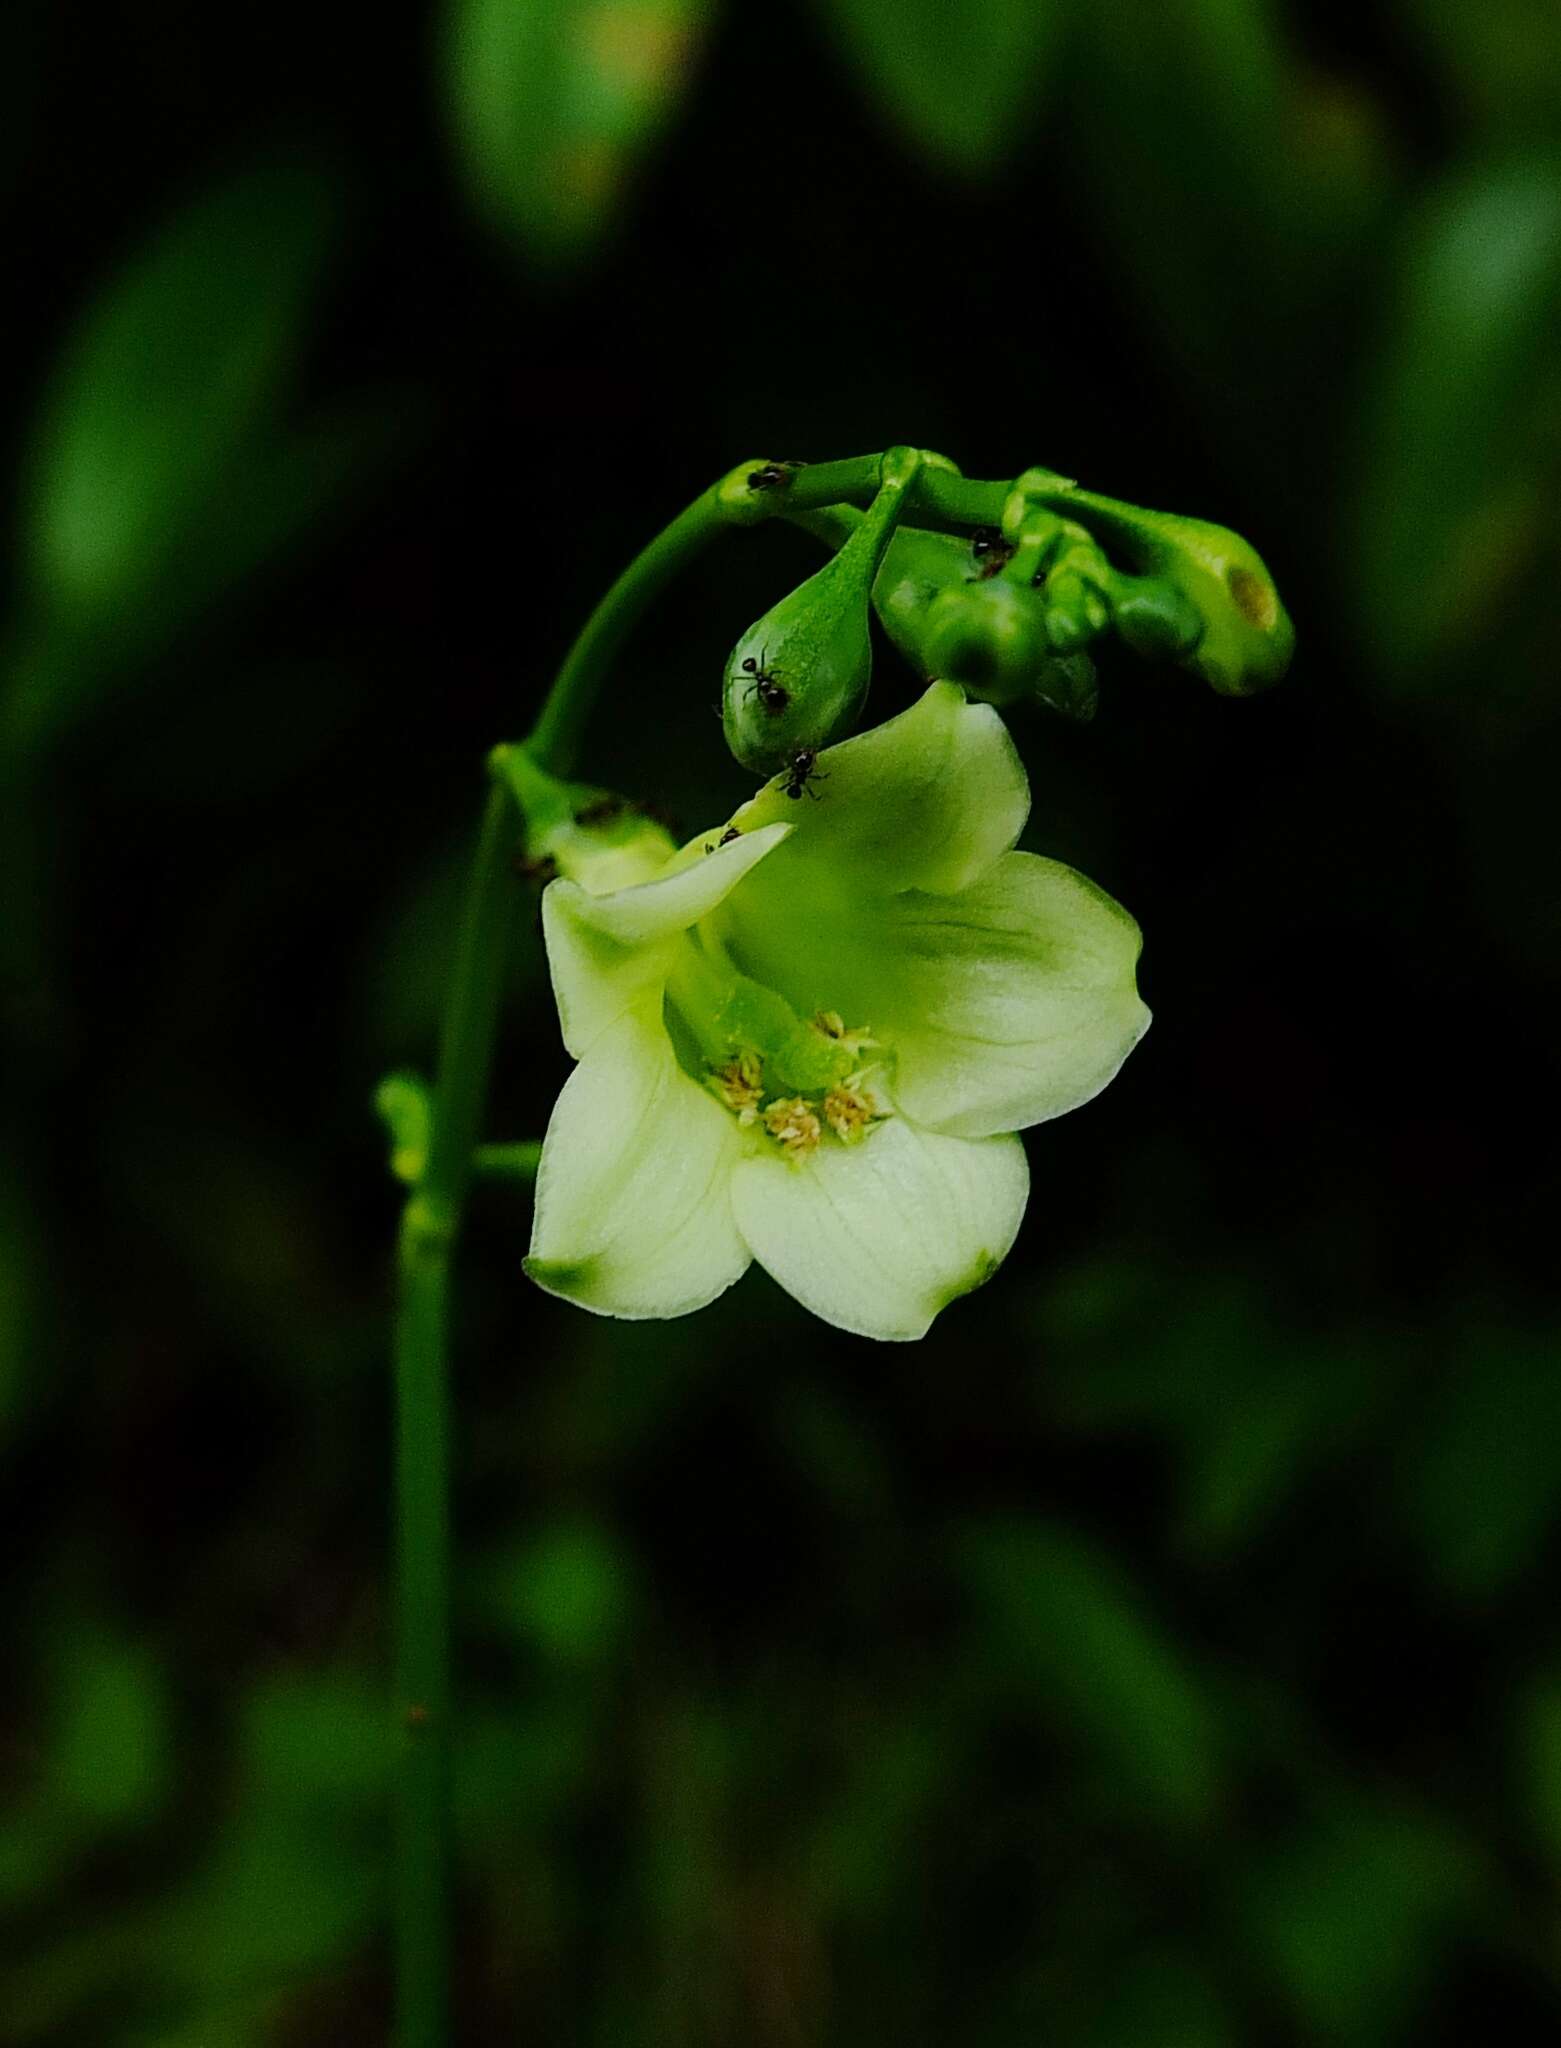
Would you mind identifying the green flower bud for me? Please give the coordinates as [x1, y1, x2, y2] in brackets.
[991, 514, 1108, 655]
[493, 744, 676, 894]
[721, 567, 872, 776]
[920, 579, 1050, 703]
[723, 447, 922, 775]
[1106, 574, 1204, 661]
[872, 524, 971, 678]
[1034, 487, 1294, 696]
[870, 524, 1097, 719]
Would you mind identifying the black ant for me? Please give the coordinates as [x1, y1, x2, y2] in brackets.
[740, 653, 790, 716]
[781, 748, 826, 800]
[746, 461, 805, 492]
[969, 527, 1014, 580]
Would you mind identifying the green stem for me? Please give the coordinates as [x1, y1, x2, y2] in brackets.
[782, 458, 1079, 537]
[524, 485, 729, 778]
[393, 774, 518, 2048]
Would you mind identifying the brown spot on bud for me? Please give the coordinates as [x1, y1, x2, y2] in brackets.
[1226, 564, 1277, 630]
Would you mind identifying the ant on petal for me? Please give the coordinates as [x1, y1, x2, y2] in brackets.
[781, 747, 826, 800]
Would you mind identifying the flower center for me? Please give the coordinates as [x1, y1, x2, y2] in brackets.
[666, 941, 888, 1160]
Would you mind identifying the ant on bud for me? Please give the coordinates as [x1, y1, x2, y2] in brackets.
[969, 527, 1014, 580]
[746, 461, 805, 492]
[740, 653, 790, 716]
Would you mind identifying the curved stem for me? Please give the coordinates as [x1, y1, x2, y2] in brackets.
[524, 485, 729, 778]
[393, 774, 518, 2048]
[782, 459, 1078, 536]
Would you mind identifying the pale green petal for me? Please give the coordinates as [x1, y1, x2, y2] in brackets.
[526, 999, 751, 1319]
[873, 852, 1151, 1139]
[728, 681, 1028, 897]
[543, 821, 790, 1056]
[730, 1118, 1028, 1342]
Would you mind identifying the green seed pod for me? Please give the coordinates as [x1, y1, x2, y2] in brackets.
[723, 447, 922, 774]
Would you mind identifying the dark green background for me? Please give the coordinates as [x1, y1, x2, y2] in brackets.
[4, 1, 1561, 2040]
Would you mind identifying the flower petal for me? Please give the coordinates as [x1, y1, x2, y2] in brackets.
[872, 852, 1151, 1139]
[543, 821, 790, 1056]
[526, 999, 751, 1319]
[728, 681, 1028, 896]
[730, 1118, 1028, 1341]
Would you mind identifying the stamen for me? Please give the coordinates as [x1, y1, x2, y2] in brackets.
[763, 1096, 822, 1158]
[823, 1082, 879, 1143]
[813, 1012, 878, 1058]
[711, 1052, 764, 1125]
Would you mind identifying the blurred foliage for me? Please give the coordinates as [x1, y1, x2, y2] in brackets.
[816, 0, 1063, 174]
[1353, 150, 1561, 681]
[447, 0, 712, 266]
[2, 0, 1560, 2042]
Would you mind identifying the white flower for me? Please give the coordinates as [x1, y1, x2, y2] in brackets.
[526, 683, 1149, 1340]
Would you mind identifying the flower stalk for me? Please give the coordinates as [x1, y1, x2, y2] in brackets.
[380, 444, 1291, 2046]
[391, 774, 518, 2048]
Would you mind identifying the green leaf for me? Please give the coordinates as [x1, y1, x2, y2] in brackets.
[807, 1714, 947, 1915]
[1396, 1329, 1561, 1601]
[0, 1164, 44, 1440]
[472, 1517, 637, 1664]
[1353, 151, 1561, 679]
[1239, 1797, 1472, 2039]
[1037, 1271, 1405, 1560]
[22, 157, 339, 617]
[1066, 0, 1389, 440]
[816, 0, 1064, 175]
[47, 1630, 171, 1831]
[4, 398, 412, 765]
[956, 1520, 1223, 1828]
[162, 1812, 378, 1996]
[1088, 1952, 1234, 2048]
[0, 1816, 71, 1912]
[1396, 0, 1561, 134]
[240, 1673, 391, 1815]
[1514, 1671, 1561, 1866]
[446, 0, 710, 266]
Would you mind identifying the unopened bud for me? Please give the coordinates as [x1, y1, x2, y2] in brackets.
[723, 447, 922, 774]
